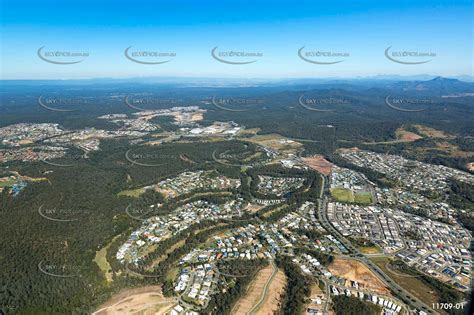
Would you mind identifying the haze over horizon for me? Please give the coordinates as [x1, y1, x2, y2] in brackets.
[1, 0, 472, 80]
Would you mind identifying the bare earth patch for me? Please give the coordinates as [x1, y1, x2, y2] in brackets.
[190, 112, 204, 121]
[302, 155, 334, 176]
[253, 269, 286, 314]
[232, 263, 286, 315]
[395, 128, 423, 142]
[172, 109, 205, 124]
[413, 125, 452, 139]
[92, 286, 175, 315]
[328, 258, 389, 295]
[246, 202, 265, 213]
[362, 128, 423, 145]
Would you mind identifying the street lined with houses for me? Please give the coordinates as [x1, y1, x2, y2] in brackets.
[106, 136, 473, 314]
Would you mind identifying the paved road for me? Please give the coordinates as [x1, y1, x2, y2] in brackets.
[316, 175, 438, 315]
[322, 279, 331, 314]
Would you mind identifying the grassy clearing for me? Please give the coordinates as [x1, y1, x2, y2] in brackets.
[369, 256, 440, 307]
[238, 128, 261, 136]
[354, 192, 372, 204]
[0, 179, 16, 187]
[21, 176, 48, 182]
[260, 205, 287, 218]
[242, 151, 263, 162]
[413, 125, 452, 139]
[331, 188, 372, 205]
[93, 235, 121, 283]
[349, 238, 382, 254]
[358, 246, 382, 254]
[94, 246, 114, 283]
[165, 267, 179, 282]
[330, 188, 354, 203]
[118, 187, 146, 198]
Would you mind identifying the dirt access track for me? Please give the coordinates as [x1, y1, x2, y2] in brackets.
[328, 258, 390, 295]
[92, 286, 176, 315]
[232, 261, 287, 315]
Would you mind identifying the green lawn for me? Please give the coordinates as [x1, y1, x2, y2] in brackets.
[331, 188, 372, 205]
[354, 192, 372, 205]
[165, 266, 179, 281]
[370, 256, 440, 307]
[117, 187, 146, 198]
[330, 188, 354, 202]
[0, 179, 16, 188]
[358, 246, 382, 254]
[93, 246, 113, 283]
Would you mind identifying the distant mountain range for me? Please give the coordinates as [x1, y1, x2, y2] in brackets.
[1, 76, 473, 100]
[1, 75, 473, 87]
[370, 77, 474, 96]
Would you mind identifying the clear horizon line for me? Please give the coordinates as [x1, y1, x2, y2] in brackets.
[1, 74, 473, 82]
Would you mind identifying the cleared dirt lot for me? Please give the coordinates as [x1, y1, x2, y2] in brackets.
[328, 258, 389, 295]
[395, 128, 423, 142]
[301, 155, 333, 176]
[246, 202, 265, 213]
[254, 269, 287, 314]
[92, 286, 176, 315]
[362, 127, 423, 145]
[232, 263, 287, 315]
[467, 162, 474, 171]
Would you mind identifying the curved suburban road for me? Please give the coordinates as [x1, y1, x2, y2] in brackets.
[317, 175, 438, 315]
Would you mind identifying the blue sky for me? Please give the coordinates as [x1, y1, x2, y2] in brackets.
[0, 0, 472, 79]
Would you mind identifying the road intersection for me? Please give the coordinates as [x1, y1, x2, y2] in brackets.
[316, 175, 438, 315]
